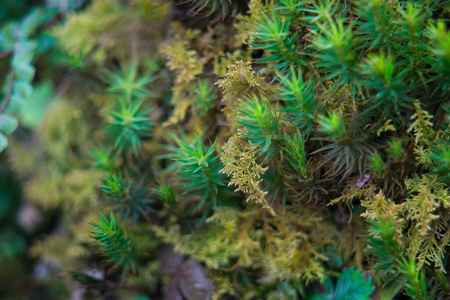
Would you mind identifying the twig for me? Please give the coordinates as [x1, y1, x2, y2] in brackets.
[0, 69, 15, 115]
[430, 229, 447, 239]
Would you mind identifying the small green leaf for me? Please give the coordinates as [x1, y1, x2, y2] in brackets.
[9, 94, 26, 114]
[0, 133, 8, 152]
[13, 81, 33, 99]
[0, 114, 18, 135]
[20, 81, 54, 128]
[14, 63, 35, 82]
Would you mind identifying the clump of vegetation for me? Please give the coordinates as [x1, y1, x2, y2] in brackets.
[1, 0, 450, 299]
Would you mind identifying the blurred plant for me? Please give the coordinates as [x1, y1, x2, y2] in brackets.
[154, 181, 177, 204]
[309, 268, 375, 300]
[182, 0, 239, 20]
[192, 79, 217, 117]
[91, 145, 117, 172]
[102, 60, 156, 102]
[101, 173, 152, 222]
[0, 8, 55, 152]
[107, 99, 154, 155]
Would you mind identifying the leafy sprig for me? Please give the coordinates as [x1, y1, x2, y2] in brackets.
[102, 60, 156, 102]
[192, 79, 217, 117]
[107, 100, 154, 155]
[90, 212, 138, 273]
[277, 67, 319, 136]
[237, 94, 281, 157]
[170, 135, 226, 207]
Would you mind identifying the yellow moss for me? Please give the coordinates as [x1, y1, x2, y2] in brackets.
[52, 0, 127, 64]
[29, 235, 87, 270]
[160, 22, 206, 126]
[40, 100, 91, 169]
[216, 61, 272, 98]
[160, 29, 205, 85]
[407, 101, 435, 145]
[53, 0, 168, 64]
[328, 178, 377, 210]
[25, 169, 101, 210]
[377, 119, 396, 137]
[221, 130, 276, 216]
[153, 206, 336, 287]
[7, 139, 41, 178]
[216, 61, 273, 124]
[234, 0, 273, 47]
[214, 50, 250, 78]
[337, 215, 367, 270]
[133, 0, 171, 20]
[403, 175, 450, 270]
[361, 191, 404, 245]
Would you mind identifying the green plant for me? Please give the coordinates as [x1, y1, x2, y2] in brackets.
[309, 268, 375, 300]
[368, 152, 386, 175]
[428, 145, 450, 183]
[237, 94, 281, 156]
[360, 52, 414, 123]
[365, 219, 435, 299]
[102, 60, 156, 102]
[0, 8, 55, 152]
[101, 173, 152, 221]
[314, 113, 374, 179]
[107, 99, 154, 155]
[3, 0, 450, 299]
[311, 17, 362, 97]
[170, 135, 226, 208]
[317, 111, 345, 139]
[283, 129, 310, 179]
[192, 79, 217, 116]
[154, 181, 177, 204]
[101, 173, 130, 199]
[252, 11, 301, 73]
[277, 67, 319, 136]
[387, 138, 403, 161]
[90, 212, 138, 273]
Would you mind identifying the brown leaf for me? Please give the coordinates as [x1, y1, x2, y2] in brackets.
[165, 277, 183, 300]
[178, 259, 214, 300]
[157, 244, 184, 276]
